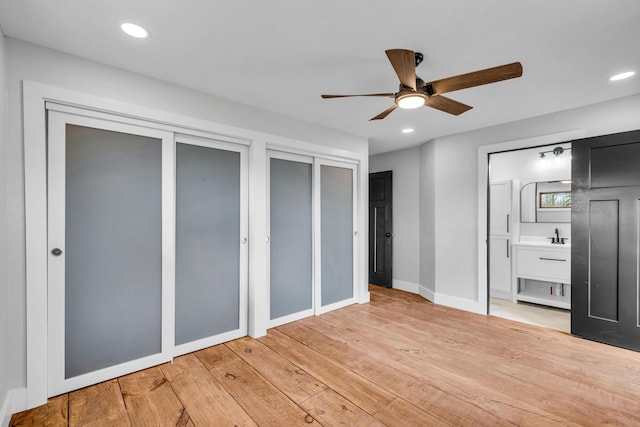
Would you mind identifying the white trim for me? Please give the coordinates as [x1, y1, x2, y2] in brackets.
[477, 130, 585, 315]
[268, 308, 315, 329]
[266, 151, 315, 327]
[173, 329, 246, 358]
[1, 388, 27, 427]
[392, 280, 420, 294]
[46, 111, 175, 397]
[316, 297, 358, 315]
[24, 80, 368, 407]
[419, 285, 436, 302]
[434, 292, 484, 314]
[314, 159, 359, 315]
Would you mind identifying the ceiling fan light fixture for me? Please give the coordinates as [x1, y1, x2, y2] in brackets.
[397, 94, 425, 109]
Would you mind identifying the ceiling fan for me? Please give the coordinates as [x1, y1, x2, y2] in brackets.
[321, 49, 523, 121]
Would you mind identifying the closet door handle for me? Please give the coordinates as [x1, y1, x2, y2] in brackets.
[506, 240, 509, 258]
[506, 214, 509, 233]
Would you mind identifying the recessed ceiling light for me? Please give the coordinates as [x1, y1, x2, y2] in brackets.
[609, 71, 635, 81]
[402, 128, 414, 134]
[121, 22, 149, 38]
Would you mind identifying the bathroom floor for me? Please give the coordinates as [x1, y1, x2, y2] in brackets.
[490, 298, 570, 333]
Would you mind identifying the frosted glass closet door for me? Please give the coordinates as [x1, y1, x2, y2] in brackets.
[269, 156, 313, 324]
[318, 162, 356, 309]
[175, 140, 247, 352]
[47, 112, 174, 396]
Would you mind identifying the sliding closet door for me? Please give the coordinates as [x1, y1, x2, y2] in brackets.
[47, 111, 174, 396]
[268, 152, 314, 326]
[174, 137, 248, 355]
[316, 160, 358, 313]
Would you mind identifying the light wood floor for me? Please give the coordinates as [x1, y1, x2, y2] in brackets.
[11, 286, 640, 426]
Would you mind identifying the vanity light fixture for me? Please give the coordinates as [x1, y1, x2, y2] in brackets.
[539, 146, 571, 159]
[402, 128, 414, 134]
[609, 71, 635, 81]
[121, 22, 149, 38]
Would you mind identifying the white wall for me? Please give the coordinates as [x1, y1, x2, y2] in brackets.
[419, 141, 436, 298]
[370, 147, 420, 292]
[0, 29, 11, 424]
[429, 94, 640, 307]
[5, 38, 368, 397]
[490, 143, 572, 239]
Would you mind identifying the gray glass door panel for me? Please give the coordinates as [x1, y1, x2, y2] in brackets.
[64, 124, 163, 379]
[269, 157, 313, 320]
[175, 143, 241, 345]
[320, 164, 354, 306]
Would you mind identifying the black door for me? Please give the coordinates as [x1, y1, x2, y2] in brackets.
[369, 171, 392, 287]
[572, 129, 640, 351]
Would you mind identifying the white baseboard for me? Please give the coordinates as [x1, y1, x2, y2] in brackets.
[490, 290, 512, 301]
[1, 388, 27, 427]
[417, 285, 482, 314]
[392, 280, 420, 294]
[434, 292, 484, 313]
[418, 285, 435, 302]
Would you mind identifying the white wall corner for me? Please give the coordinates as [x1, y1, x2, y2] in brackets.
[393, 280, 420, 294]
[1, 388, 27, 427]
[358, 291, 370, 304]
[418, 285, 435, 302]
[434, 291, 485, 314]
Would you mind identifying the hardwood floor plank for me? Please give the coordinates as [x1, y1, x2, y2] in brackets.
[78, 412, 131, 427]
[226, 337, 389, 426]
[160, 354, 257, 427]
[278, 321, 513, 426]
[364, 287, 640, 424]
[259, 329, 397, 415]
[225, 337, 327, 403]
[118, 366, 188, 426]
[364, 291, 640, 399]
[314, 311, 621, 425]
[208, 357, 319, 426]
[9, 394, 68, 427]
[299, 388, 386, 427]
[69, 379, 126, 426]
[373, 398, 450, 427]
[11, 286, 640, 426]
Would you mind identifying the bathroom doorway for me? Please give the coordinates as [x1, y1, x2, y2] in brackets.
[488, 143, 572, 333]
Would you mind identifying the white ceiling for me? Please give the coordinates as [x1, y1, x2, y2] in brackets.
[1, 1, 639, 154]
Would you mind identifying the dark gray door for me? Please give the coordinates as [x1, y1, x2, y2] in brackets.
[572, 129, 640, 351]
[369, 171, 392, 287]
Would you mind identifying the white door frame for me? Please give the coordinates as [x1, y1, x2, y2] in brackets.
[314, 158, 359, 315]
[23, 81, 369, 409]
[476, 130, 585, 314]
[266, 151, 315, 328]
[172, 134, 249, 357]
[46, 111, 176, 396]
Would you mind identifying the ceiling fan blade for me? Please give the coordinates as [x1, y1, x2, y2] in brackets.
[321, 93, 395, 99]
[425, 95, 473, 116]
[427, 62, 523, 95]
[370, 104, 398, 121]
[386, 49, 417, 90]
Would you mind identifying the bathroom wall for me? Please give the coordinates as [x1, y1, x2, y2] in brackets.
[490, 143, 572, 240]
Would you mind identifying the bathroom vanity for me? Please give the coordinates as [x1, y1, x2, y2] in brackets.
[512, 240, 571, 309]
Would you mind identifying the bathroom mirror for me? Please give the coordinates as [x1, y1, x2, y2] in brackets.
[520, 180, 571, 223]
